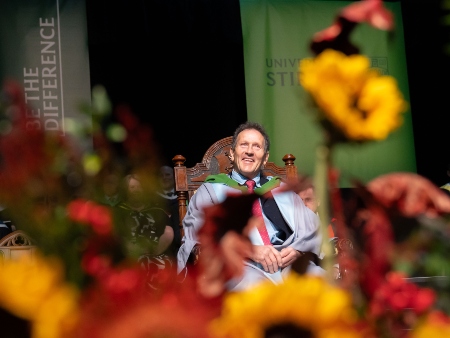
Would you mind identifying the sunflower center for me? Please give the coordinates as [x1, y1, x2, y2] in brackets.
[0, 306, 32, 338]
[265, 322, 315, 338]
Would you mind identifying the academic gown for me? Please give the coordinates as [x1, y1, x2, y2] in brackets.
[177, 170, 325, 291]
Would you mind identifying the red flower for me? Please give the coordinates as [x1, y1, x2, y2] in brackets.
[89, 204, 113, 235]
[413, 287, 437, 314]
[67, 199, 113, 235]
[81, 252, 112, 276]
[67, 199, 93, 223]
[369, 272, 436, 318]
[358, 204, 395, 298]
[196, 193, 256, 297]
[114, 104, 139, 131]
[0, 80, 51, 198]
[72, 265, 219, 338]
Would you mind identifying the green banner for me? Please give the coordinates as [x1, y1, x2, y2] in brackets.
[239, 0, 415, 187]
[0, 0, 91, 145]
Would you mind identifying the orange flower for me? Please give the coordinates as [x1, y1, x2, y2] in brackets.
[411, 311, 450, 337]
[367, 173, 450, 218]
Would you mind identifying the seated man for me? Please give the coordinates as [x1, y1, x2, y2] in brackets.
[177, 121, 324, 291]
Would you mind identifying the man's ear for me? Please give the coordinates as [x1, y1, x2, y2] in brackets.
[229, 148, 235, 162]
[263, 152, 269, 166]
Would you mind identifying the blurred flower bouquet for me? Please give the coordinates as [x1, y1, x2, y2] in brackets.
[1, 1, 450, 338]
[296, 0, 450, 337]
[0, 79, 221, 338]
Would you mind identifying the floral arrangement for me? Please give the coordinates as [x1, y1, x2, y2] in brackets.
[1, 1, 450, 338]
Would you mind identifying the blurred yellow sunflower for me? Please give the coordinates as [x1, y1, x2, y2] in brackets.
[0, 253, 80, 338]
[209, 274, 361, 338]
[299, 49, 408, 142]
[411, 311, 450, 338]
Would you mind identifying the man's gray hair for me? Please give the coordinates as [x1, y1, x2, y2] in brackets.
[231, 121, 270, 153]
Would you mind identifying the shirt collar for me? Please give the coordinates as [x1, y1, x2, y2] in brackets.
[231, 170, 261, 187]
[106, 194, 119, 201]
[156, 189, 177, 199]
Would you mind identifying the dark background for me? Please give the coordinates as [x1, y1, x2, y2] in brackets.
[86, 0, 450, 187]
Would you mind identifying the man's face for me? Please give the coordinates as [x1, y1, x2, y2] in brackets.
[230, 128, 269, 179]
[298, 187, 319, 213]
[159, 166, 174, 190]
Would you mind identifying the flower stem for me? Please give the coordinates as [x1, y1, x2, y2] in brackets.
[313, 145, 335, 281]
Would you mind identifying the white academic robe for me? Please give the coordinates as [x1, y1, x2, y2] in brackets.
[176, 172, 325, 291]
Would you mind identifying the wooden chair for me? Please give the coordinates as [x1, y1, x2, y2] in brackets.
[172, 136, 298, 237]
[0, 230, 36, 263]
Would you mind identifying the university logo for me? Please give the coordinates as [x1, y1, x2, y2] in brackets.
[370, 57, 389, 75]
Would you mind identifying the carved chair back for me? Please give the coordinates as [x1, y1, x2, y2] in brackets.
[0, 230, 36, 263]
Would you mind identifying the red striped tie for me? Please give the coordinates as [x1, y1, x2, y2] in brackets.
[245, 180, 272, 245]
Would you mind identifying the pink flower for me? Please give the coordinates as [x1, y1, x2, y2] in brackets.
[311, 0, 394, 55]
[341, 0, 394, 30]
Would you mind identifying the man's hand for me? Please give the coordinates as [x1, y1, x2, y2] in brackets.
[280, 247, 302, 268]
[251, 245, 282, 273]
